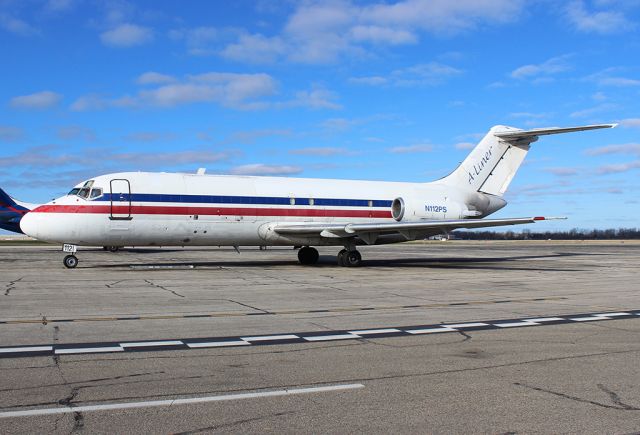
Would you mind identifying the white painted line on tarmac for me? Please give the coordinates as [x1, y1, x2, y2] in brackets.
[405, 327, 457, 334]
[0, 346, 52, 354]
[442, 323, 488, 328]
[0, 383, 365, 418]
[593, 312, 630, 317]
[302, 334, 360, 341]
[348, 328, 401, 335]
[494, 321, 539, 328]
[186, 340, 249, 348]
[570, 316, 609, 322]
[120, 341, 184, 348]
[241, 335, 300, 341]
[526, 317, 564, 322]
[55, 347, 124, 355]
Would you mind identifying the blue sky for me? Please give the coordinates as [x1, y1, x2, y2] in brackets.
[1, 0, 639, 231]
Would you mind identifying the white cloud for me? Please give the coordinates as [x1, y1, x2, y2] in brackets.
[0, 126, 24, 142]
[10, 91, 62, 109]
[454, 142, 475, 150]
[221, 33, 287, 63]
[0, 14, 38, 36]
[136, 72, 176, 85]
[284, 87, 342, 110]
[566, 0, 635, 34]
[123, 132, 176, 142]
[586, 143, 640, 156]
[570, 103, 618, 118]
[543, 167, 579, 176]
[619, 118, 640, 128]
[289, 147, 350, 156]
[511, 55, 572, 79]
[351, 62, 462, 87]
[216, 0, 525, 65]
[57, 125, 96, 142]
[100, 23, 153, 47]
[230, 164, 302, 176]
[388, 143, 433, 153]
[584, 67, 640, 87]
[597, 160, 640, 174]
[72, 72, 278, 111]
[169, 26, 218, 56]
[349, 25, 417, 45]
[224, 129, 292, 145]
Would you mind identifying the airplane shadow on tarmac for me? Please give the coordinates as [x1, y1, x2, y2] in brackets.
[89, 251, 608, 272]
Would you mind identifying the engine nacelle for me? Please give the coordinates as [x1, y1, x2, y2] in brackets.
[391, 197, 465, 221]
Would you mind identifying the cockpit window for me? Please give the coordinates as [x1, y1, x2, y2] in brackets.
[77, 188, 90, 199]
[68, 180, 97, 199]
[89, 188, 103, 199]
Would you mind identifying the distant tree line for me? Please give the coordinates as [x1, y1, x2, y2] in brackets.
[451, 228, 640, 240]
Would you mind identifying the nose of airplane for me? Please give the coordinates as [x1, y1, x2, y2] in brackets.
[19, 211, 39, 239]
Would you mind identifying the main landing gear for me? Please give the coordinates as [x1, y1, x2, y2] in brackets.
[297, 246, 319, 265]
[337, 249, 362, 267]
[297, 245, 363, 267]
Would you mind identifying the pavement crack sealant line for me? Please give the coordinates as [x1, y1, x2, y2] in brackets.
[0, 309, 638, 359]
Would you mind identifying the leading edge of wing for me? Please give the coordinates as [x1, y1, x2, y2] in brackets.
[274, 216, 566, 237]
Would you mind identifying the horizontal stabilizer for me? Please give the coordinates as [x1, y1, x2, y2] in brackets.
[494, 124, 616, 141]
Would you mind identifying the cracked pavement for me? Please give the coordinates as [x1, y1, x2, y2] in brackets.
[0, 241, 639, 433]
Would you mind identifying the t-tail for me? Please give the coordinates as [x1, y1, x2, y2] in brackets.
[441, 124, 616, 196]
[0, 188, 38, 234]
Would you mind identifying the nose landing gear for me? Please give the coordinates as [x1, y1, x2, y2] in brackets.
[62, 243, 78, 268]
[63, 254, 78, 269]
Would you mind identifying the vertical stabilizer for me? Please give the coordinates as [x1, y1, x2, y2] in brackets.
[440, 124, 615, 196]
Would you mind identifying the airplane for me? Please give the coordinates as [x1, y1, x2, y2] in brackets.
[17, 123, 615, 269]
[0, 188, 37, 234]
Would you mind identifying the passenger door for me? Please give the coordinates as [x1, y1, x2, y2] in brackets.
[110, 179, 132, 220]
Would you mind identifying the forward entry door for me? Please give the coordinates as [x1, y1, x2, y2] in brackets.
[110, 179, 132, 220]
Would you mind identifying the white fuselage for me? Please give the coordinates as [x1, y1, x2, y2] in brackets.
[19, 172, 505, 247]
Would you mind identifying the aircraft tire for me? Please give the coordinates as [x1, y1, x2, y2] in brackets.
[337, 249, 348, 267]
[108, 246, 120, 252]
[344, 250, 362, 267]
[298, 246, 319, 265]
[63, 255, 78, 269]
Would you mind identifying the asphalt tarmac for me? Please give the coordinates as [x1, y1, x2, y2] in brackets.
[0, 241, 639, 434]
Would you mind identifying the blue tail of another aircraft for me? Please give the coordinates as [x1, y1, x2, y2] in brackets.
[0, 188, 32, 234]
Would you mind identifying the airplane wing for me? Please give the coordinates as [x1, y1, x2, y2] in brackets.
[494, 124, 616, 141]
[274, 216, 564, 243]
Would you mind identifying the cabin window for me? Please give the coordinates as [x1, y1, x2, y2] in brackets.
[89, 188, 103, 199]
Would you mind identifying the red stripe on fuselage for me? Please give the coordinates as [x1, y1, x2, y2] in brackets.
[32, 204, 393, 219]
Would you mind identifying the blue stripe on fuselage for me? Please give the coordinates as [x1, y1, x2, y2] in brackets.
[96, 193, 392, 208]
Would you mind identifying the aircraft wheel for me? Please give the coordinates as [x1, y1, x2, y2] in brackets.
[108, 246, 120, 252]
[337, 249, 348, 267]
[298, 246, 319, 265]
[344, 250, 362, 267]
[63, 255, 78, 269]
[102, 246, 108, 251]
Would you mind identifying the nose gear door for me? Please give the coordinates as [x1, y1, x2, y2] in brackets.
[110, 179, 132, 220]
